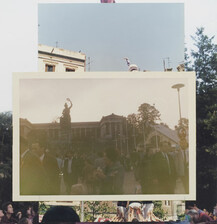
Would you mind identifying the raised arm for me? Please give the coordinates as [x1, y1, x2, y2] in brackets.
[66, 98, 73, 109]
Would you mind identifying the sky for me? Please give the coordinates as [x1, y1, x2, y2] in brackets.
[185, 0, 217, 52]
[0, 0, 216, 114]
[18, 74, 190, 129]
[38, 3, 184, 72]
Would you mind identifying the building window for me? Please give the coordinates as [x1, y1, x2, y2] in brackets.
[66, 68, 75, 72]
[45, 64, 55, 72]
[117, 123, 120, 134]
[106, 123, 109, 135]
[165, 201, 170, 206]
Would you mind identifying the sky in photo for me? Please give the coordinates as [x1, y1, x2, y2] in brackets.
[19, 74, 189, 129]
[38, 3, 184, 72]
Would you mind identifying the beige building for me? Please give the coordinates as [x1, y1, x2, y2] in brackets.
[162, 200, 185, 221]
[38, 44, 86, 72]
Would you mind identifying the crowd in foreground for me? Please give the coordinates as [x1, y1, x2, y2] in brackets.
[0, 202, 38, 224]
[0, 201, 217, 224]
[184, 203, 217, 224]
[111, 201, 217, 223]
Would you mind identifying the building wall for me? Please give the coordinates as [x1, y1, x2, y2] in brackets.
[38, 44, 86, 72]
[20, 119, 33, 140]
[162, 200, 185, 221]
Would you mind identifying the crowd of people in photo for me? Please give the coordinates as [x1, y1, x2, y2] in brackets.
[20, 136, 126, 195]
[133, 141, 189, 194]
[20, 133, 189, 195]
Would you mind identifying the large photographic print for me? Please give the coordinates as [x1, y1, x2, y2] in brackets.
[13, 72, 195, 201]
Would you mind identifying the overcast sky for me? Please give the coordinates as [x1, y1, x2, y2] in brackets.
[0, 0, 216, 113]
[38, 3, 184, 72]
[19, 74, 189, 129]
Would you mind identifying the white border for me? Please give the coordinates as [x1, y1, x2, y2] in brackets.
[13, 71, 196, 201]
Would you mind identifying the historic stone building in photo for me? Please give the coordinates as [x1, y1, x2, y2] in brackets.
[20, 113, 179, 154]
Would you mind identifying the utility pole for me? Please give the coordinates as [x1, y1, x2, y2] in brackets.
[163, 57, 172, 71]
[80, 201, 84, 222]
[87, 57, 93, 72]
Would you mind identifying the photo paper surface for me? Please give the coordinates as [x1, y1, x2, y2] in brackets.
[13, 72, 196, 201]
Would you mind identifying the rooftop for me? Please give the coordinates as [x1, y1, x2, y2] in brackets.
[38, 44, 86, 61]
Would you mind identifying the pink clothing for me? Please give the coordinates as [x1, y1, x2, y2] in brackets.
[101, 0, 115, 3]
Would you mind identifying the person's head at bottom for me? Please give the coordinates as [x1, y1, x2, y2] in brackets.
[41, 206, 80, 224]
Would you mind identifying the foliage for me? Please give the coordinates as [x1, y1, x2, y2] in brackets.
[177, 213, 186, 221]
[153, 201, 167, 220]
[191, 28, 217, 92]
[127, 113, 139, 127]
[83, 201, 116, 222]
[126, 103, 161, 150]
[174, 118, 189, 132]
[184, 47, 193, 72]
[138, 103, 161, 125]
[0, 111, 12, 205]
[185, 27, 217, 211]
[174, 118, 189, 150]
[0, 111, 12, 145]
[39, 202, 52, 215]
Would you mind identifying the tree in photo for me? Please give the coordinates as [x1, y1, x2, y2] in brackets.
[137, 103, 161, 148]
[175, 118, 189, 150]
[126, 103, 161, 151]
[127, 113, 139, 150]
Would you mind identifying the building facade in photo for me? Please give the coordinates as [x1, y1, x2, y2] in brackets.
[20, 113, 179, 154]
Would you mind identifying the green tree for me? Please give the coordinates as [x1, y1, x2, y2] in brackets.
[153, 201, 167, 220]
[185, 28, 217, 211]
[39, 202, 52, 215]
[0, 111, 12, 146]
[0, 112, 12, 204]
[191, 28, 217, 92]
[83, 201, 116, 222]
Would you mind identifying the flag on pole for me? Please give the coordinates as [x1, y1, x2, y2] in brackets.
[101, 0, 115, 3]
